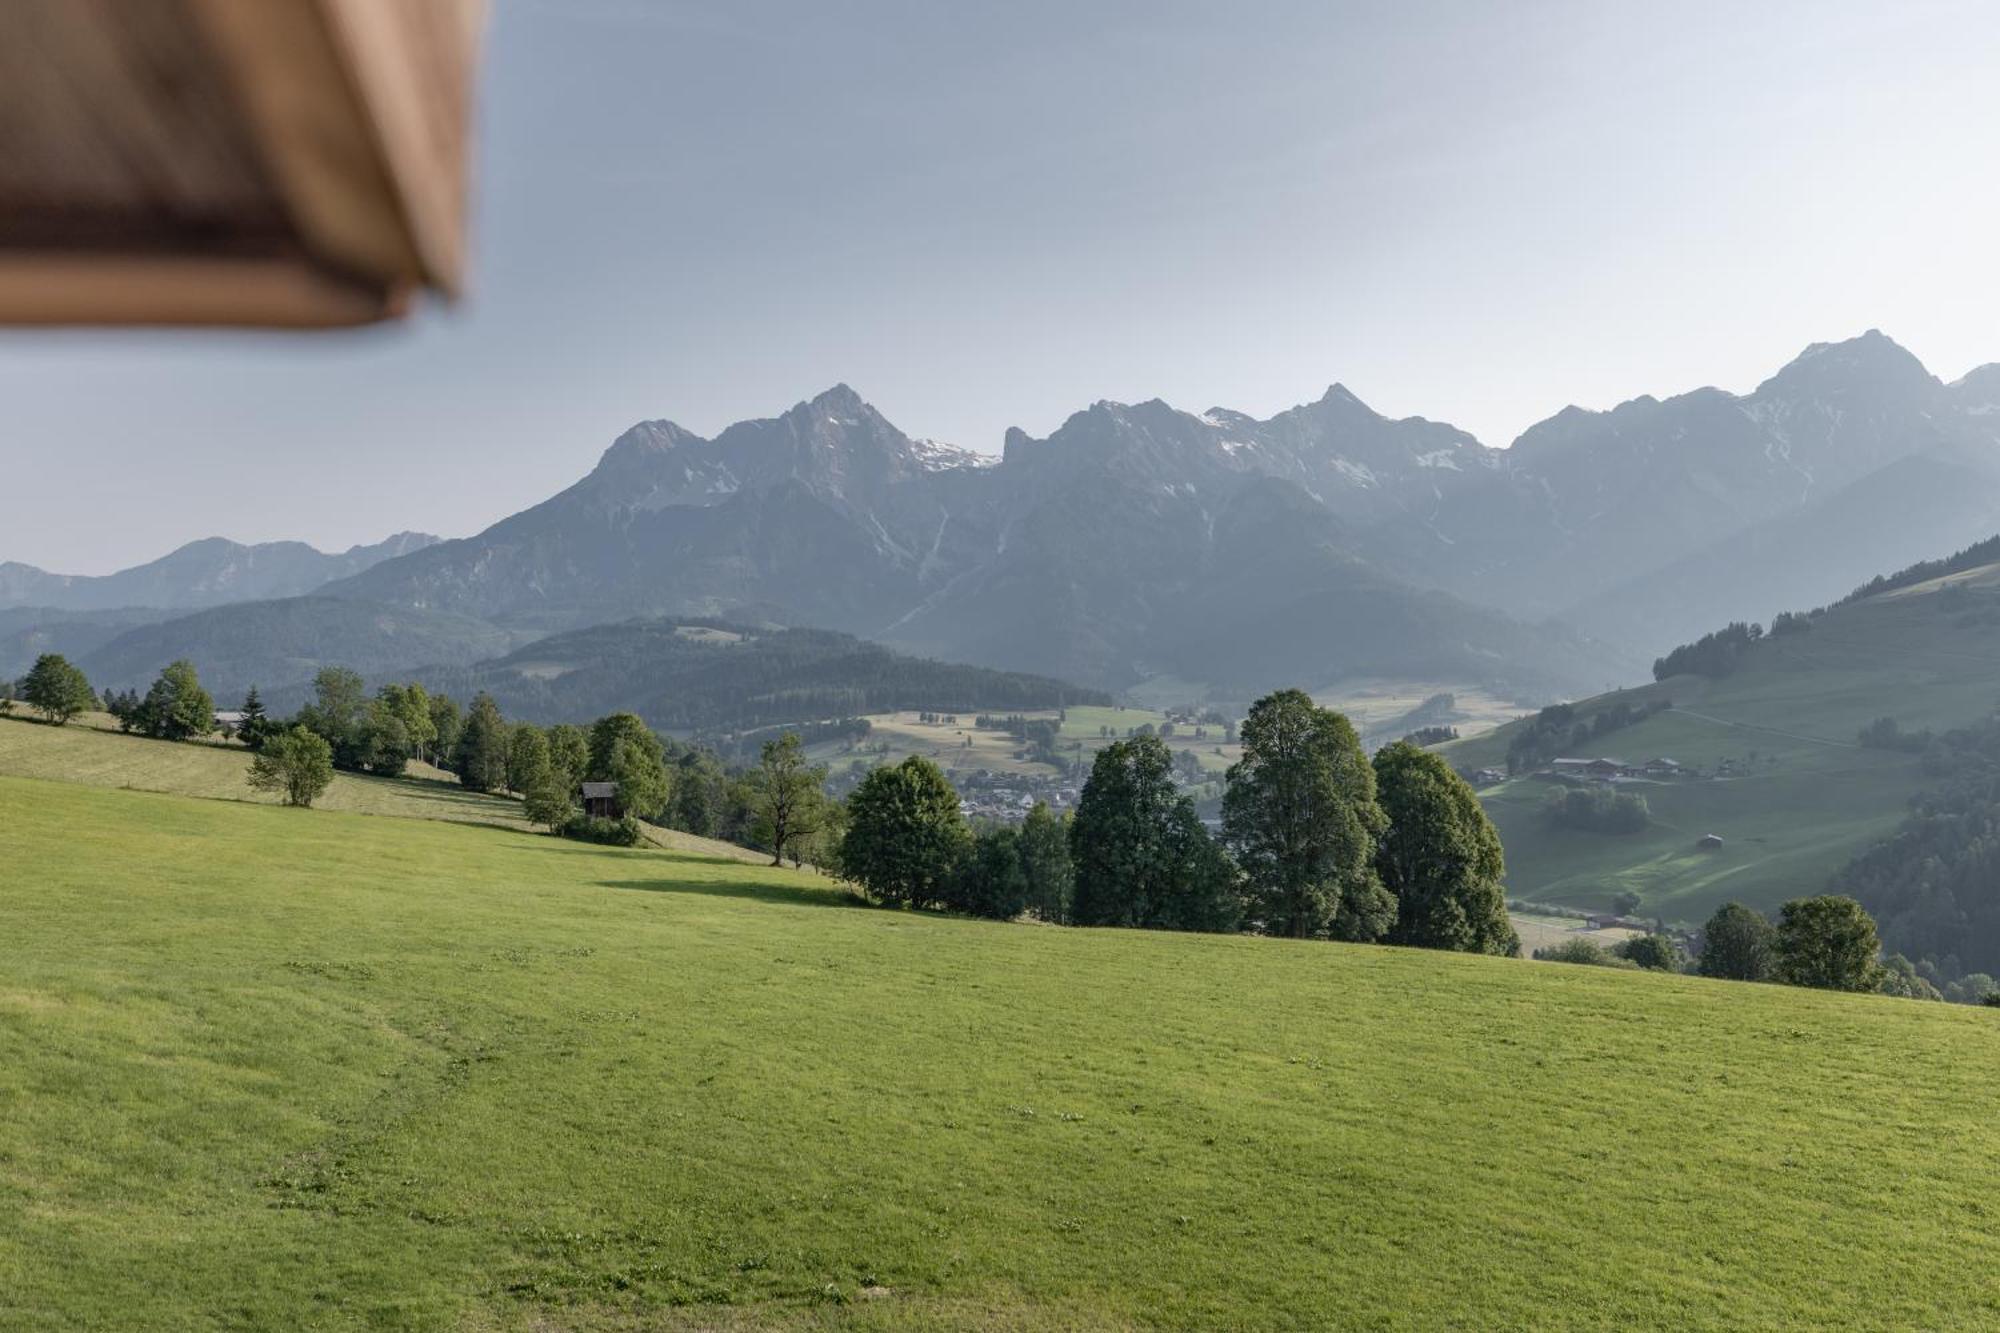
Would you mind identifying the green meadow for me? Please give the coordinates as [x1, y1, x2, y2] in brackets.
[5, 756, 2000, 1327]
[1445, 570, 2000, 920]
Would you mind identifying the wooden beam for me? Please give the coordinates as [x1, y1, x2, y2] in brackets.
[0, 254, 402, 328]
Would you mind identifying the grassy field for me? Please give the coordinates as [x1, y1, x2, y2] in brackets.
[6, 773, 2000, 1328]
[1442, 572, 2000, 921]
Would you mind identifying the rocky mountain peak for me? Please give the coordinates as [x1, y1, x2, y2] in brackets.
[1756, 328, 1937, 403]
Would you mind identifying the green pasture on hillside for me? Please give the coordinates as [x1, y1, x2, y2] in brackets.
[4, 772, 2000, 1328]
[1445, 574, 2000, 919]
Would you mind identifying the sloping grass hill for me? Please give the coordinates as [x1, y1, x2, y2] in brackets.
[4, 772, 2000, 1328]
[1442, 563, 2000, 921]
[0, 713, 765, 862]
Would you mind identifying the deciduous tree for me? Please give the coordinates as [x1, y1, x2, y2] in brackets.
[840, 755, 969, 907]
[1072, 735, 1240, 933]
[1699, 902, 1776, 981]
[455, 693, 511, 793]
[1372, 741, 1517, 955]
[21, 653, 94, 726]
[247, 726, 335, 808]
[1018, 800, 1074, 923]
[586, 713, 670, 819]
[1775, 895, 1886, 992]
[133, 659, 214, 742]
[751, 731, 827, 867]
[1222, 689, 1386, 940]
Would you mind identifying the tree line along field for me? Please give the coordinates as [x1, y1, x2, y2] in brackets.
[6, 767, 2000, 1327]
[1443, 570, 2000, 922]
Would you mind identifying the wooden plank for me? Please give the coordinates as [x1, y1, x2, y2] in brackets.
[0, 253, 400, 327]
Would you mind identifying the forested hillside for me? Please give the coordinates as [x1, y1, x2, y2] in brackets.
[417, 618, 1109, 732]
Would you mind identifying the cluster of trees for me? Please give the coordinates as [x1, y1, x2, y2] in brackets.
[1840, 533, 2000, 606]
[8, 653, 219, 743]
[1652, 621, 1762, 681]
[1504, 698, 1670, 775]
[1856, 716, 1933, 753]
[837, 689, 1519, 958]
[1541, 785, 1650, 833]
[1402, 725, 1458, 746]
[1538, 895, 1910, 996]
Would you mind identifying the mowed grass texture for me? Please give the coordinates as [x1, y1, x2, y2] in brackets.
[5, 778, 2000, 1328]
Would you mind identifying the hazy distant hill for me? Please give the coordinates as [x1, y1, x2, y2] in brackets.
[0, 532, 440, 613]
[77, 597, 523, 701]
[0, 606, 164, 680]
[414, 617, 1110, 733]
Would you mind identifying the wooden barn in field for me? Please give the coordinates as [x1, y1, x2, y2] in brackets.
[580, 783, 622, 821]
[0, 0, 485, 328]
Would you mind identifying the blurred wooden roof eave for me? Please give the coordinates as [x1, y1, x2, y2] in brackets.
[0, 0, 485, 329]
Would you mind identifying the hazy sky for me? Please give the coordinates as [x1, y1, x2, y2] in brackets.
[5, 0, 1998, 573]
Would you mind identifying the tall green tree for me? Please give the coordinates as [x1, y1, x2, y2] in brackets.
[355, 699, 414, 775]
[586, 713, 670, 818]
[1072, 735, 1240, 933]
[133, 660, 214, 742]
[751, 732, 827, 866]
[840, 755, 970, 907]
[455, 692, 511, 793]
[1699, 902, 1777, 981]
[428, 693, 463, 769]
[1222, 689, 1387, 940]
[21, 654, 94, 726]
[234, 686, 273, 750]
[1371, 741, 1517, 955]
[949, 824, 1031, 919]
[522, 767, 576, 831]
[377, 683, 438, 763]
[545, 723, 590, 791]
[1775, 895, 1886, 992]
[506, 725, 552, 794]
[1018, 800, 1074, 924]
[669, 750, 725, 837]
[246, 726, 335, 808]
[297, 666, 369, 768]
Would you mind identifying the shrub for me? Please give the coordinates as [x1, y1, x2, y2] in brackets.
[1618, 934, 1684, 971]
[559, 813, 644, 847]
[1532, 938, 1636, 968]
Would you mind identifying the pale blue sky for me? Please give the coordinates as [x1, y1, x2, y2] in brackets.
[5, 0, 1998, 573]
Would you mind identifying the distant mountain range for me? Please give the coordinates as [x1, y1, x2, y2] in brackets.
[12, 331, 2000, 712]
[0, 533, 439, 613]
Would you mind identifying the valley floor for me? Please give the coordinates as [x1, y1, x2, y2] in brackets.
[4, 770, 1999, 1328]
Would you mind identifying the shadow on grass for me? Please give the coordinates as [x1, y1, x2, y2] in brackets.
[596, 876, 867, 910]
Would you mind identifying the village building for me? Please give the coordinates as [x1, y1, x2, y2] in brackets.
[1551, 757, 1628, 779]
